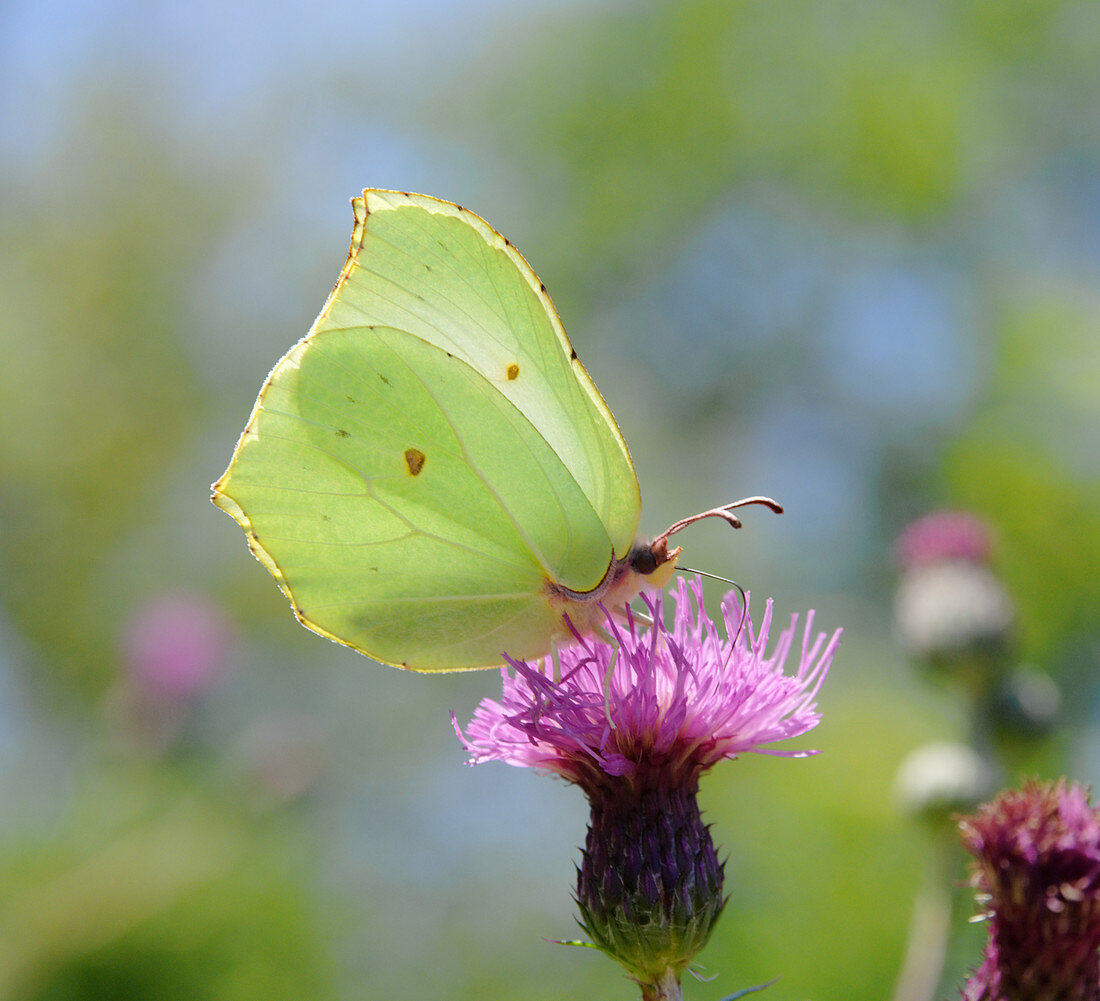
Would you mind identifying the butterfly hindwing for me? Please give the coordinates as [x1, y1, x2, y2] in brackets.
[216, 322, 617, 669]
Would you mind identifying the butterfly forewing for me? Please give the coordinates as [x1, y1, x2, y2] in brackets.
[322, 190, 640, 560]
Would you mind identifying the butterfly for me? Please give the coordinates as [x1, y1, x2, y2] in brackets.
[212, 190, 779, 671]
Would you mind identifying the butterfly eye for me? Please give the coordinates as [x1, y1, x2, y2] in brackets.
[629, 544, 660, 576]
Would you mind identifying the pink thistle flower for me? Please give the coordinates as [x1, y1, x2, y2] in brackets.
[454, 577, 839, 996]
[896, 510, 997, 569]
[455, 577, 837, 792]
[960, 779, 1100, 1001]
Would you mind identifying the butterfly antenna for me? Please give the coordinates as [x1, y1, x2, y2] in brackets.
[653, 496, 783, 544]
[728, 579, 749, 646]
[678, 566, 736, 585]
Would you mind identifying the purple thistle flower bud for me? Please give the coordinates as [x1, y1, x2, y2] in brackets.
[455, 578, 839, 995]
[959, 779, 1100, 1001]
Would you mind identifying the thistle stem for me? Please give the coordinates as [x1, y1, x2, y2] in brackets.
[640, 968, 683, 1001]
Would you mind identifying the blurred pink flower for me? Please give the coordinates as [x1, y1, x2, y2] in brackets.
[896, 509, 996, 569]
[123, 593, 234, 701]
[893, 510, 1014, 666]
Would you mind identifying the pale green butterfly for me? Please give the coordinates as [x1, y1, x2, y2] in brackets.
[212, 190, 778, 671]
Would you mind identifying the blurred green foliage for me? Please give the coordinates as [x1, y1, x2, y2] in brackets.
[947, 286, 1100, 673]
[0, 765, 334, 1001]
[1, 1, 1098, 999]
[0, 101, 226, 702]
[459, 0, 1098, 303]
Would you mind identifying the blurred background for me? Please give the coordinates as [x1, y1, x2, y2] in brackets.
[1, 1, 1099, 998]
